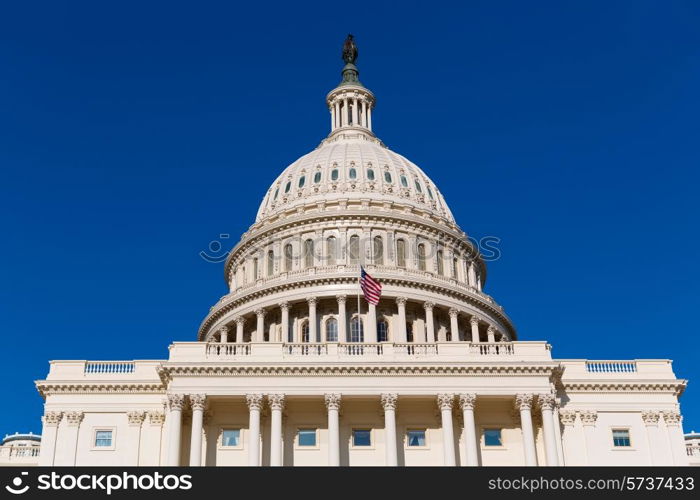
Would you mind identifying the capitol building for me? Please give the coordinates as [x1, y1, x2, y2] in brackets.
[35, 37, 690, 467]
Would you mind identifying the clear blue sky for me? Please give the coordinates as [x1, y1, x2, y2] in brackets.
[1, 1, 698, 436]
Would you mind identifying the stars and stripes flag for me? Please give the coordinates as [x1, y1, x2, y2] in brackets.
[360, 267, 382, 305]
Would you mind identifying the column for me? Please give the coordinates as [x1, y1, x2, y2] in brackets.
[367, 302, 378, 343]
[342, 98, 348, 126]
[352, 97, 358, 125]
[188, 394, 206, 466]
[367, 106, 372, 130]
[330, 105, 334, 130]
[325, 394, 342, 466]
[424, 302, 435, 343]
[437, 394, 456, 466]
[396, 297, 407, 342]
[642, 411, 663, 465]
[487, 325, 496, 343]
[337, 295, 347, 342]
[361, 100, 367, 128]
[553, 403, 565, 466]
[470, 316, 480, 343]
[269, 394, 285, 466]
[580, 410, 597, 464]
[663, 411, 689, 465]
[218, 325, 229, 343]
[559, 410, 578, 465]
[381, 394, 398, 466]
[127, 411, 146, 466]
[166, 394, 185, 466]
[515, 394, 537, 466]
[538, 394, 559, 466]
[449, 308, 459, 341]
[64, 411, 84, 465]
[468, 261, 476, 288]
[246, 394, 264, 466]
[280, 302, 289, 343]
[307, 297, 318, 342]
[235, 316, 245, 343]
[38, 412, 62, 466]
[459, 394, 479, 466]
[334, 101, 340, 129]
[255, 308, 266, 343]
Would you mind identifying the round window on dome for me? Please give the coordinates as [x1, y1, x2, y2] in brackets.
[331, 169, 339, 181]
[314, 171, 321, 183]
[299, 176, 306, 188]
[284, 181, 291, 194]
[400, 175, 408, 187]
[414, 180, 422, 193]
[367, 169, 375, 180]
[349, 168, 357, 179]
[384, 172, 392, 183]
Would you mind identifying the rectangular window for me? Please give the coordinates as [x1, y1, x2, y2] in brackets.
[94, 430, 113, 447]
[406, 429, 426, 447]
[221, 429, 241, 447]
[297, 429, 317, 447]
[352, 429, 372, 447]
[483, 428, 502, 447]
[612, 429, 631, 447]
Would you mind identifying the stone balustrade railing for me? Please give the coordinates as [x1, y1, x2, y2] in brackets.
[687, 444, 700, 457]
[84, 361, 135, 374]
[585, 361, 638, 373]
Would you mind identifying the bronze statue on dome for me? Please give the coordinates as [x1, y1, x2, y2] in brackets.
[342, 34, 358, 64]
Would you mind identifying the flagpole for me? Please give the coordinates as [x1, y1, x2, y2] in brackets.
[357, 262, 362, 342]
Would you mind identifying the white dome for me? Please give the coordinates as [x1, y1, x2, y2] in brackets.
[256, 129, 455, 224]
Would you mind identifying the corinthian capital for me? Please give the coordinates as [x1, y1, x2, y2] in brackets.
[307, 297, 318, 306]
[437, 393, 454, 411]
[167, 394, 186, 411]
[280, 301, 289, 311]
[396, 297, 407, 307]
[190, 394, 207, 411]
[537, 394, 556, 411]
[459, 393, 477, 410]
[448, 307, 459, 318]
[65, 411, 84, 426]
[268, 394, 286, 411]
[246, 393, 264, 411]
[380, 393, 398, 410]
[662, 410, 682, 426]
[127, 411, 146, 426]
[325, 393, 342, 411]
[234, 315, 245, 326]
[147, 411, 165, 425]
[514, 394, 533, 411]
[470, 316, 480, 326]
[255, 308, 266, 318]
[559, 410, 577, 426]
[43, 411, 63, 426]
[423, 301, 434, 311]
[641, 410, 660, 425]
[579, 410, 598, 426]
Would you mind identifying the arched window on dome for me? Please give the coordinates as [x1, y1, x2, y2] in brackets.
[349, 235, 360, 265]
[396, 239, 406, 268]
[326, 236, 337, 265]
[384, 171, 393, 183]
[436, 250, 444, 275]
[331, 169, 339, 181]
[350, 317, 364, 342]
[415, 180, 423, 193]
[301, 321, 310, 343]
[252, 258, 259, 280]
[367, 169, 375, 181]
[377, 319, 389, 342]
[284, 181, 291, 194]
[427, 186, 434, 200]
[273, 187, 279, 200]
[314, 171, 322, 183]
[452, 257, 459, 279]
[298, 175, 306, 188]
[417, 244, 427, 271]
[304, 239, 314, 268]
[373, 236, 384, 265]
[284, 243, 293, 271]
[349, 168, 357, 179]
[326, 318, 338, 342]
[400, 175, 409, 187]
[267, 250, 274, 277]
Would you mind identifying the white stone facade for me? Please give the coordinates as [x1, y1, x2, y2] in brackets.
[35, 38, 689, 467]
[0, 433, 41, 466]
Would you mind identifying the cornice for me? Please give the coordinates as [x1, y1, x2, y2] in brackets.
[35, 381, 165, 398]
[562, 380, 687, 396]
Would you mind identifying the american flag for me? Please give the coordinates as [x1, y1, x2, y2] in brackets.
[360, 267, 382, 305]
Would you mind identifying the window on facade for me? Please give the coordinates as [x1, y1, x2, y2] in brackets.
[288, 321, 294, 343]
[314, 171, 322, 183]
[267, 250, 274, 277]
[297, 429, 317, 447]
[436, 250, 444, 275]
[301, 321, 310, 343]
[304, 239, 314, 268]
[452, 258, 458, 279]
[406, 323, 414, 342]
[221, 429, 240, 447]
[612, 429, 631, 447]
[326, 318, 338, 342]
[396, 239, 406, 268]
[298, 176, 305, 188]
[326, 236, 337, 265]
[414, 180, 423, 193]
[367, 169, 375, 180]
[94, 430, 113, 447]
[252, 258, 259, 280]
[284, 243, 293, 271]
[377, 320, 388, 342]
[400, 175, 408, 187]
[352, 429, 371, 447]
[350, 317, 364, 342]
[349, 168, 357, 179]
[407, 429, 426, 447]
[373, 236, 383, 265]
[284, 181, 291, 193]
[349, 235, 360, 264]
[417, 244, 426, 271]
[483, 429, 502, 447]
[331, 169, 339, 181]
[384, 171, 392, 183]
